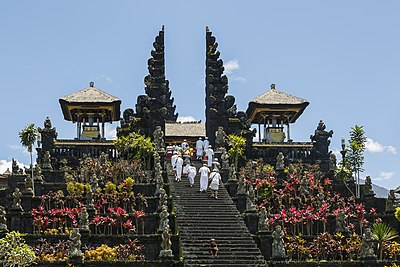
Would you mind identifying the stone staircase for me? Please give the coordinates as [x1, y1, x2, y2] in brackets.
[169, 160, 266, 267]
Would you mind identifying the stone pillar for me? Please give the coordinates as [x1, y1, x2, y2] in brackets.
[22, 191, 34, 213]
[236, 193, 247, 213]
[245, 210, 258, 234]
[9, 210, 22, 231]
[258, 234, 272, 260]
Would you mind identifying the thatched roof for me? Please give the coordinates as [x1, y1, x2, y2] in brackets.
[165, 122, 206, 137]
[246, 84, 309, 124]
[250, 84, 308, 105]
[59, 82, 121, 122]
[60, 82, 120, 103]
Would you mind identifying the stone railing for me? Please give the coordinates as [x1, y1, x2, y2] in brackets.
[251, 142, 315, 165]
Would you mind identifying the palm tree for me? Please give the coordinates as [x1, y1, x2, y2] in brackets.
[371, 222, 399, 260]
[19, 123, 37, 194]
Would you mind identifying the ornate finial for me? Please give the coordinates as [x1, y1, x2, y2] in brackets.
[161, 25, 164, 31]
[89, 82, 94, 87]
[206, 26, 209, 32]
[271, 84, 276, 90]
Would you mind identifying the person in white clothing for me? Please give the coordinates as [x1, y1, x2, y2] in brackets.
[170, 151, 178, 174]
[209, 169, 222, 199]
[196, 137, 204, 159]
[198, 163, 210, 192]
[187, 163, 197, 187]
[181, 139, 189, 150]
[206, 145, 214, 167]
[182, 152, 191, 175]
[203, 137, 210, 151]
[175, 155, 184, 182]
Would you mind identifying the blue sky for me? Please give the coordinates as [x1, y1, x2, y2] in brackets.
[0, 1, 398, 190]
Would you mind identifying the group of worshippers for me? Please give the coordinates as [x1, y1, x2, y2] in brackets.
[196, 137, 214, 167]
[170, 138, 221, 199]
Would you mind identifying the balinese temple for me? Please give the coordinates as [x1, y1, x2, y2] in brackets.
[246, 84, 309, 143]
[59, 82, 121, 140]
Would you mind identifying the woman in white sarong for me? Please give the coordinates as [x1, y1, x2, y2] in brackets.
[209, 169, 222, 199]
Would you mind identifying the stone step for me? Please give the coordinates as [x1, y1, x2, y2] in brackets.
[168, 170, 266, 266]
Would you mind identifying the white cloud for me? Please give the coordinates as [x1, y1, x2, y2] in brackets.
[232, 76, 247, 82]
[365, 138, 397, 154]
[8, 144, 30, 156]
[0, 159, 27, 174]
[223, 59, 239, 75]
[105, 124, 117, 140]
[376, 171, 395, 181]
[177, 116, 197, 123]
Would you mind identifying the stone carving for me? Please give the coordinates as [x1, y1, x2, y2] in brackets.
[90, 174, 98, 193]
[246, 183, 256, 212]
[258, 206, 268, 232]
[386, 190, 396, 213]
[359, 227, 377, 260]
[220, 148, 229, 169]
[215, 126, 227, 151]
[79, 207, 89, 231]
[363, 176, 375, 197]
[237, 175, 246, 194]
[119, 26, 177, 137]
[87, 190, 95, 210]
[24, 175, 34, 193]
[12, 159, 19, 174]
[44, 116, 52, 129]
[159, 225, 173, 258]
[272, 225, 287, 260]
[42, 151, 52, 170]
[311, 120, 333, 141]
[0, 206, 8, 231]
[159, 188, 168, 208]
[310, 120, 334, 172]
[158, 205, 169, 232]
[276, 152, 285, 170]
[329, 153, 337, 172]
[99, 152, 108, 165]
[153, 126, 165, 151]
[69, 228, 82, 259]
[12, 188, 23, 211]
[336, 209, 347, 232]
[33, 165, 44, 182]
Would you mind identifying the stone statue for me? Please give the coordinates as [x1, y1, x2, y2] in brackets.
[215, 126, 227, 151]
[86, 190, 95, 210]
[359, 227, 377, 260]
[258, 206, 268, 232]
[276, 152, 285, 170]
[364, 176, 375, 197]
[69, 228, 82, 258]
[0, 206, 8, 231]
[272, 225, 287, 260]
[220, 148, 229, 169]
[153, 126, 165, 151]
[237, 175, 246, 194]
[42, 151, 52, 170]
[33, 165, 44, 182]
[12, 188, 23, 211]
[12, 159, 19, 174]
[79, 207, 89, 230]
[329, 153, 337, 172]
[24, 175, 34, 194]
[336, 209, 347, 232]
[159, 225, 173, 258]
[386, 190, 396, 212]
[159, 188, 168, 208]
[158, 205, 169, 232]
[311, 120, 333, 141]
[44, 116, 52, 129]
[246, 183, 256, 212]
[90, 174, 98, 193]
[99, 152, 108, 165]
